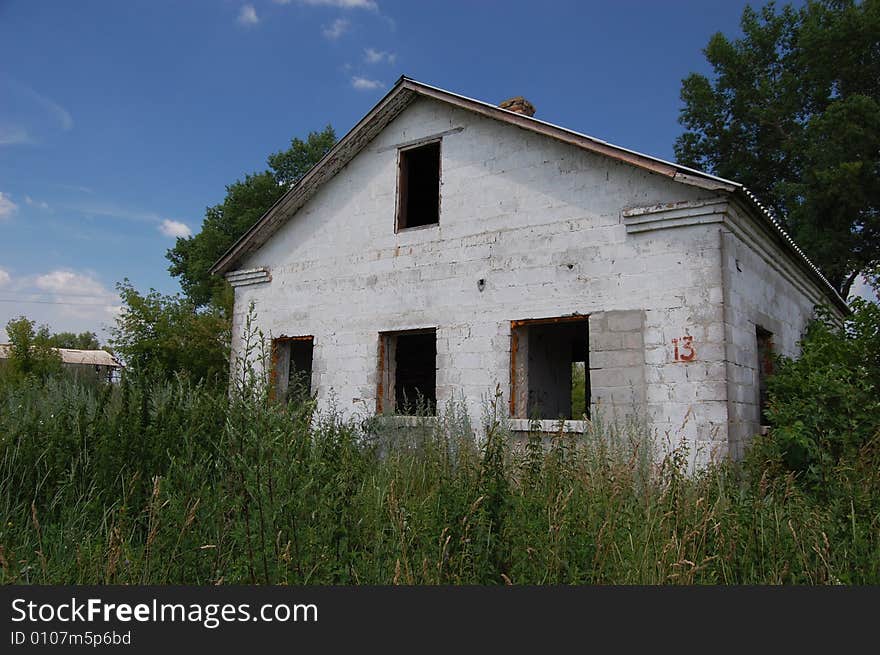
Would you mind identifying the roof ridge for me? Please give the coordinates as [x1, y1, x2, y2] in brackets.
[404, 77, 741, 188]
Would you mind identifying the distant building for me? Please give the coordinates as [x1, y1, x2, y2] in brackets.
[0, 344, 123, 382]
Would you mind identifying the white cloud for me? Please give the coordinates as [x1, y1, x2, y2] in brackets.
[299, 0, 377, 9]
[351, 76, 384, 91]
[35, 270, 106, 296]
[0, 76, 73, 148]
[237, 4, 259, 26]
[56, 184, 94, 194]
[849, 274, 880, 304]
[8, 79, 72, 131]
[33, 271, 121, 317]
[63, 197, 190, 238]
[159, 219, 192, 238]
[45, 100, 72, 131]
[322, 18, 350, 40]
[0, 269, 121, 342]
[0, 192, 18, 220]
[0, 125, 31, 146]
[71, 202, 160, 223]
[13, 82, 73, 131]
[364, 48, 395, 64]
[24, 195, 50, 210]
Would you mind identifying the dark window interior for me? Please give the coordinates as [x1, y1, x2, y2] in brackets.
[379, 329, 437, 415]
[288, 339, 314, 403]
[756, 326, 773, 425]
[513, 318, 590, 420]
[273, 337, 314, 404]
[394, 330, 437, 414]
[397, 141, 440, 229]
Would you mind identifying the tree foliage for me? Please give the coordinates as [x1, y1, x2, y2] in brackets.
[44, 331, 101, 350]
[676, 0, 880, 296]
[765, 299, 880, 486]
[109, 280, 230, 385]
[3, 316, 62, 380]
[166, 126, 337, 309]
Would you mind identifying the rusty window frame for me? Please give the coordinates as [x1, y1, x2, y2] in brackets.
[509, 314, 589, 418]
[376, 327, 437, 414]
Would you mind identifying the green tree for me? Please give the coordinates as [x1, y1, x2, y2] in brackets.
[167, 126, 337, 309]
[45, 331, 101, 350]
[3, 316, 62, 379]
[267, 126, 338, 187]
[765, 299, 880, 486]
[675, 0, 880, 297]
[110, 280, 230, 385]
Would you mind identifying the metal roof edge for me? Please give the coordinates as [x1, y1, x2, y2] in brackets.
[731, 187, 849, 313]
[404, 77, 740, 187]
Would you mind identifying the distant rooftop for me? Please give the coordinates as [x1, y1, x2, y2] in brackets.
[0, 344, 122, 368]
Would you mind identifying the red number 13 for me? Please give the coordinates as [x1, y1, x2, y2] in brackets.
[672, 336, 696, 362]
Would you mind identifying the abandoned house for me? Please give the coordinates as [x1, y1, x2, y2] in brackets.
[211, 76, 847, 464]
[0, 344, 123, 382]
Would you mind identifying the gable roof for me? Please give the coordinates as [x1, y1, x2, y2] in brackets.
[210, 76, 847, 312]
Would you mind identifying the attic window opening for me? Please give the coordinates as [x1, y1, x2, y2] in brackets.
[272, 336, 314, 404]
[396, 141, 440, 230]
[377, 329, 437, 415]
[510, 317, 590, 420]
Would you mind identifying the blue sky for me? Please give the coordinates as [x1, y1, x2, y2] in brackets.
[2, 0, 839, 342]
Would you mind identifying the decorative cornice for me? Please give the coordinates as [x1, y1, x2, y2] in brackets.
[622, 197, 848, 314]
[622, 198, 728, 233]
[226, 267, 271, 288]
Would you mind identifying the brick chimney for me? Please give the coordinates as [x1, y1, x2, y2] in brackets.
[499, 96, 536, 117]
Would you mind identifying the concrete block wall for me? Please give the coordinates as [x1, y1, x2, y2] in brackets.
[588, 310, 646, 424]
[633, 225, 730, 465]
[720, 204, 842, 459]
[230, 96, 735, 464]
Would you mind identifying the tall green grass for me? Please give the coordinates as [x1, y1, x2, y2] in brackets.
[1, 371, 877, 584]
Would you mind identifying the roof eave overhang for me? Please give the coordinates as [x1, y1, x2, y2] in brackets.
[210, 78, 421, 276]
